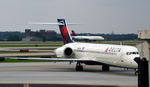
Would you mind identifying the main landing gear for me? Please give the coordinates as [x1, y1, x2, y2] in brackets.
[102, 65, 110, 71]
[75, 62, 110, 72]
[76, 62, 83, 71]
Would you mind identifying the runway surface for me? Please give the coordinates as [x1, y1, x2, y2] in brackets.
[0, 62, 137, 87]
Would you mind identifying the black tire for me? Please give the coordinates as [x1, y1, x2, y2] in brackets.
[135, 71, 138, 76]
[134, 69, 138, 76]
[102, 65, 110, 71]
[76, 64, 83, 71]
[0, 57, 5, 61]
[76, 66, 80, 71]
[79, 65, 83, 71]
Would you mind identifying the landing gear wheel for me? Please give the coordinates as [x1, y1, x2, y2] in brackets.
[76, 65, 83, 71]
[76, 62, 83, 71]
[102, 65, 110, 71]
[134, 69, 138, 76]
[0, 57, 5, 61]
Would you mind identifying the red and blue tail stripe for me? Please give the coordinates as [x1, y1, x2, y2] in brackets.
[57, 19, 73, 44]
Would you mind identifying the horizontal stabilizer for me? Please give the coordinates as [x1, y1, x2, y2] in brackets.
[29, 22, 63, 25]
[29, 22, 80, 25]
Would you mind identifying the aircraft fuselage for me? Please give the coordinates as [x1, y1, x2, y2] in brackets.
[55, 42, 139, 69]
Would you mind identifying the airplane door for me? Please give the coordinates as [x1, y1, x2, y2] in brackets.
[120, 52, 125, 64]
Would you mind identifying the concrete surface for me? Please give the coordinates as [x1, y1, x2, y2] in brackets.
[0, 62, 137, 87]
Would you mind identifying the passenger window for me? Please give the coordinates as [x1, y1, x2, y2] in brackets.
[133, 52, 136, 54]
[126, 52, 130, 55]
[126, 52, 128, 55]
[126, 52, 139, 55]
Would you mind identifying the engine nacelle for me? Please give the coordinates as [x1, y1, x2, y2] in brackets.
[64, 47, 73, 57]
[55, 47, 74, 58]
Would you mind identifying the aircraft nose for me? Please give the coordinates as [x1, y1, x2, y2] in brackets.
[134, 57, 140, 64]
[126, 56, 139, 68]
[128, 57, 139, 68]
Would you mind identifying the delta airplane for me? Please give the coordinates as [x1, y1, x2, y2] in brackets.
[6, 19, 139, 73]
[71, 30, 104, 41]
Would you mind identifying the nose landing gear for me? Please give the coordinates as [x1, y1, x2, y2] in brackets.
[76, 62, 83, 71]
[134, 69, 138, 76]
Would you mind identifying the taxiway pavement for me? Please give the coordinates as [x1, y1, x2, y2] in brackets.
[0, 62, 137, 87]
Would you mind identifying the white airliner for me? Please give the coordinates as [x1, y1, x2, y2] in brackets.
[71, 30, 104, 41]
[6, 19, 139, 72]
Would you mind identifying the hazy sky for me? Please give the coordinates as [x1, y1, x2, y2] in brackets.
[0, 0, 150, 34]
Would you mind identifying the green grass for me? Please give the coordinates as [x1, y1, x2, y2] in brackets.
[0, 41, 63, 47]
[0, 59, 52, 63]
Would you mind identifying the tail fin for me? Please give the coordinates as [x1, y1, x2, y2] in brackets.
[57, 19, 73, 44]
[71, 30, 76, 36]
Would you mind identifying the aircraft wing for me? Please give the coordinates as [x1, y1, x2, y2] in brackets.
[5, 57, 94, 62]
[4, 57, 118, 68]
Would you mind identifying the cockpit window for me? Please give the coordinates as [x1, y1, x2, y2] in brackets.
[126, 52, 139, 55]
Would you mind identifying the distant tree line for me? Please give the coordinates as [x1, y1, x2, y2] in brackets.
[0, 32, 61, 41]
[0, 32, 138, 41]
[0, 32, 24, 41]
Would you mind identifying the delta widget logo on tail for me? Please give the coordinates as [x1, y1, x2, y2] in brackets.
[57, 19, 73, 44]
